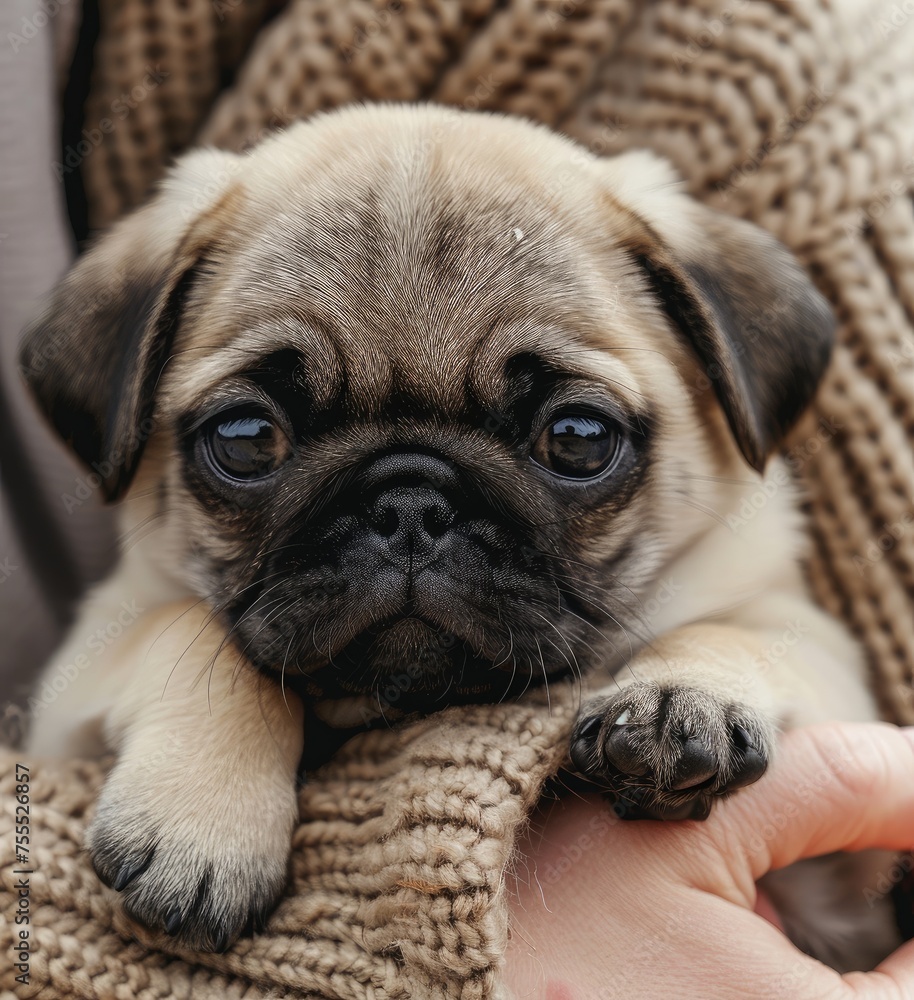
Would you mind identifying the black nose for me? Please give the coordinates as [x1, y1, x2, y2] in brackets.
[368, 486, 455, 563]
[361, 452, 460, 570]
[360, 451, 460, 493]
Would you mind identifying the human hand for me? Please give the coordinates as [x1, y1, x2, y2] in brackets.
[504, 723, 914, 999]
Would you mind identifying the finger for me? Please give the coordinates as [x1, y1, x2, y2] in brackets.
[846, 937, 914, 997]
[753, 888, 784, 930]
[713, 722, 914, 881]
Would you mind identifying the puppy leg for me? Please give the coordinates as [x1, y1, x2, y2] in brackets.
[570, 608, 903, 969]
[25, 553, 183, 757]
[569, 616, 847, 819]
[571, 591, 878, 818]
[86, 599, 303, 951]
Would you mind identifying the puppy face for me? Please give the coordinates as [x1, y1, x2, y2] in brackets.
[21, 106, 833, 708]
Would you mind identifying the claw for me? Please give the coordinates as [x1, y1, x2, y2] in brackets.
[108, 849, 155, 892]
[164, 906, 184, 936]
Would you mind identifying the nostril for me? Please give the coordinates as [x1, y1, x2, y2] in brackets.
[372, 505, 399, 537]
[368, 488, 454, 546]
[422, 505, 452, 538]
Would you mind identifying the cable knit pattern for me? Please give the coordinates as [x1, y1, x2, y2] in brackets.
[1, 691, 574, 999]
[4, 0, 914, 995]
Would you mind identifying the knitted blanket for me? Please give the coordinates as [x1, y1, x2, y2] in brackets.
[3, 0, 914, 996]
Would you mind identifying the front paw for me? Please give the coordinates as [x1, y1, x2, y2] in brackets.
[88, 771, 296, 951]
[569, 683, 773, 820]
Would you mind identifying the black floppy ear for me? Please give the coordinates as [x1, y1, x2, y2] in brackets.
[19, 149, 241, 500]
[602, 152, 835, 472]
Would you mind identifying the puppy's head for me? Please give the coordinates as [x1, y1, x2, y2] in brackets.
[21, 106, 833, 709]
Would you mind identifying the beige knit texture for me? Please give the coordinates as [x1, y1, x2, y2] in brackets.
[1, 691, 572, 999]
[3, 0, 914, 996]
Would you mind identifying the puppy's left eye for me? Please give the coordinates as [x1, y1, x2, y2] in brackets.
[532, 413, 620, 480]
[204, 409, 291, 482]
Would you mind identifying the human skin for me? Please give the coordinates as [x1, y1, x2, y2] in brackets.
[504, 723, 914, 999]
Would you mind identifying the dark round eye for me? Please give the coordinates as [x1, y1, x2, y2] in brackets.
[531, 413, 619, 480]
[204, 410, 291, 482]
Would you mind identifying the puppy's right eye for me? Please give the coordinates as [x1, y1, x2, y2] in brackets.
[204, 409, 291, 482]
[531, 412, 620, 481]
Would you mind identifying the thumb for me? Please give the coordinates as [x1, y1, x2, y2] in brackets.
[847, 937, 914, 997]
[715, 722, 914, 880]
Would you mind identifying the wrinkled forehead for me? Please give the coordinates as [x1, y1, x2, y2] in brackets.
[168, 141, 650, 416]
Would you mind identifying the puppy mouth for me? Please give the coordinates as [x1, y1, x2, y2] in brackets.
[327, 612, 507, 689]
[221, 442, 593, 701]
[277, 599, 542, 709]
[228, 557, 590, 703]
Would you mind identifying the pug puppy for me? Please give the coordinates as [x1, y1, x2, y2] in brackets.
[20, 105, 892, 965]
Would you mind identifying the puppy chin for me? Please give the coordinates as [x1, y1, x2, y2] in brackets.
[300, 613, 525, 704]
[306, 615, 522, 733]
[360, 617, 458, 675]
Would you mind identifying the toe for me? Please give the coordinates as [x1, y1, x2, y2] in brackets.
[602, 718, 652, 777]
[164, 906, 184, 936]
[107, 850, 155, 892]
[728, 723, 768, 788]
[670, 735, 718, 790]
[569, 715, 604, 774]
